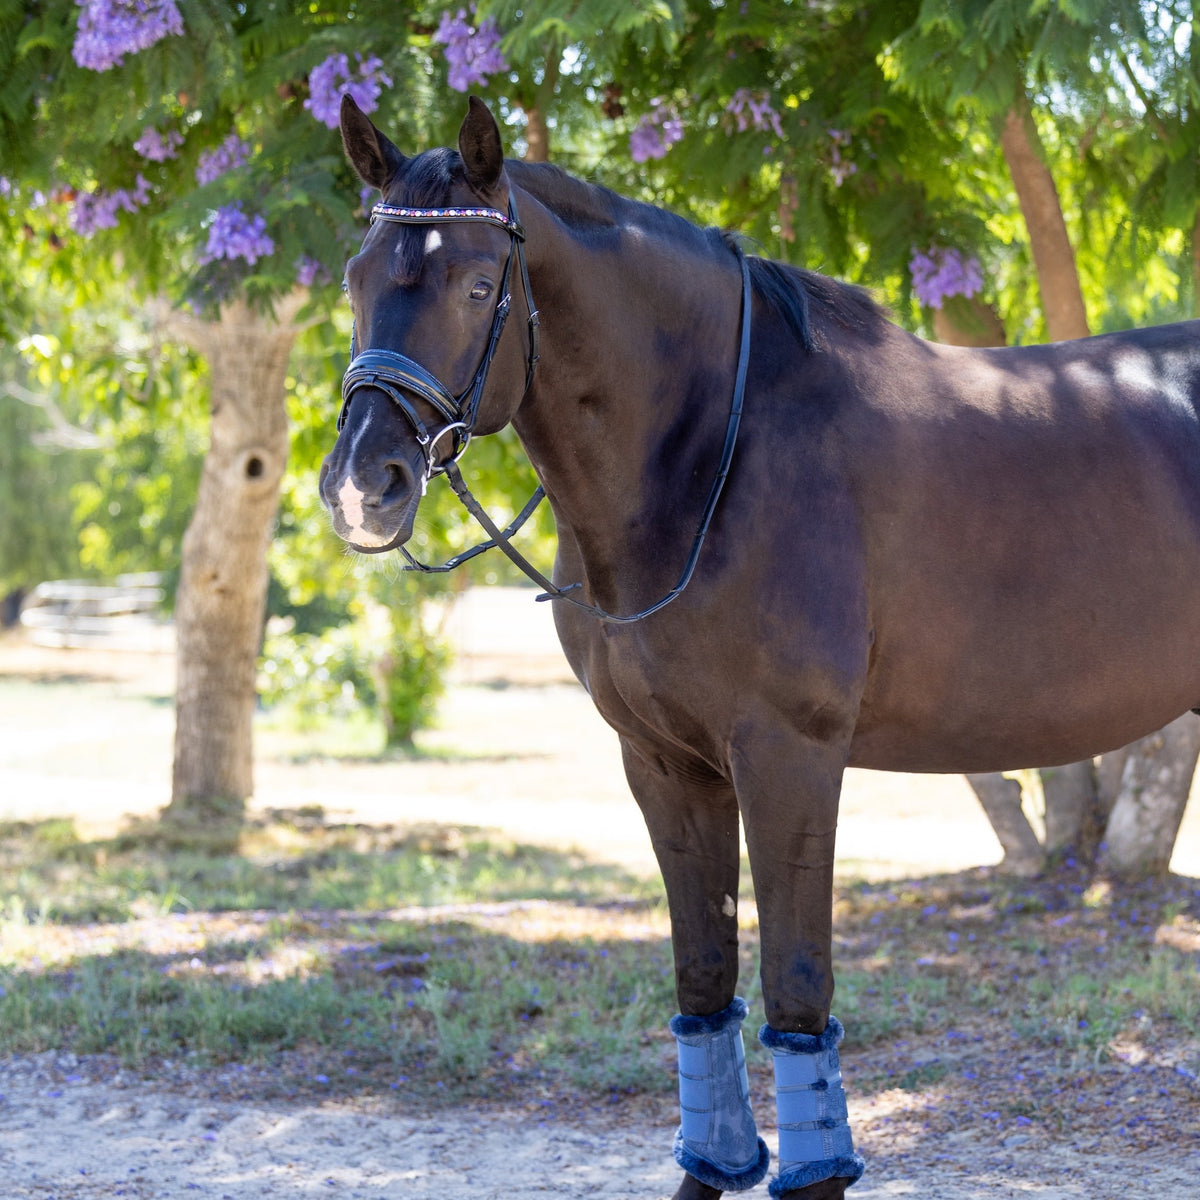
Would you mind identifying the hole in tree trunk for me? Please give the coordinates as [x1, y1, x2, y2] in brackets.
[245, 455, 264, 478]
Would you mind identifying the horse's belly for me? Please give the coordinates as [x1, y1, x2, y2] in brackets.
[848, 699, 1197, 774]
[850, 573, 1200, 773]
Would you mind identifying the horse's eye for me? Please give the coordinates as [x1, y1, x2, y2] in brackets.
[469, 280, 494, 301]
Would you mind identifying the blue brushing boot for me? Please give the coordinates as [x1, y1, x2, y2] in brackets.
[759, 1016, 865, 1197]
[669, 997, 771, 1192]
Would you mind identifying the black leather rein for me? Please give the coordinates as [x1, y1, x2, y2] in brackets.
[339, 194, 753, 624]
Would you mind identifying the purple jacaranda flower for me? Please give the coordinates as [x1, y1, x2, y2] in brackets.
[304, 52, 393, 128]
[629, 101, 684, 163]
[195, 134, 251, 185]
[72, 0, 184, 72]
[296, 255, 326, 287]
[433, 8, 508, 92]
[200, 203, 274, 265]
[726, 89, 783, 137]
[133, 126, 183, 161]
[910, 246, 985, 309]
[827, 129, 857, 187]
[71, 173, 152, 235]
[629, 121, 666, 162]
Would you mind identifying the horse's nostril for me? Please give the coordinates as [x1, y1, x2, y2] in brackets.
[382, 458, 416, 503]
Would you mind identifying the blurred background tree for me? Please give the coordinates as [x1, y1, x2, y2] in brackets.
[2, 0, 1197, 871]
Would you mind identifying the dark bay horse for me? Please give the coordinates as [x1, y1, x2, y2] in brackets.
[320, 96, 1200, 1199]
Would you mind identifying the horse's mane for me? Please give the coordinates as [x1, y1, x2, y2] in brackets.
[509, 160, 889, 354]
[393, 150, 887, 352]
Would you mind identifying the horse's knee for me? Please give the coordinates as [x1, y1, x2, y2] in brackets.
[757, 936, 835, 1033]
[674, 942, 739, 1016]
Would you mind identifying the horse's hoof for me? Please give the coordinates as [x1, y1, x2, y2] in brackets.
[670, 1174, 723, 1200]
[778, 1178, 850, 1200]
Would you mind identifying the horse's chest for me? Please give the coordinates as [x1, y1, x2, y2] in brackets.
[560, 614, 747, 766]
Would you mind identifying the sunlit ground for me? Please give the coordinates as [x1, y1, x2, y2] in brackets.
[2, 587, 1199, 880]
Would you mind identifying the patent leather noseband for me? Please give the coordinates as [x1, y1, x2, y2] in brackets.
[338, 197, 540, 482]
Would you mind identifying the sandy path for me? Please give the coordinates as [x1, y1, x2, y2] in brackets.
[3, 1052, 1198, 1199]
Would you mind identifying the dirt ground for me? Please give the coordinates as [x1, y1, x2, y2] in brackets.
[2, 595, 1199, 1198]
[3, 1045, 1199, 1199]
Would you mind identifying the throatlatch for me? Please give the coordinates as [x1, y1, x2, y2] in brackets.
[669, 997, 770, 1192]
[759, 1016, 865, 1196]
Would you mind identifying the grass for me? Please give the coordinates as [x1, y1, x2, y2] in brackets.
[0, 811, 682, 1102]
[832, 872, 1200, 1065]
[2, 810, 1198, 1113]
[0, 811, 663, 923]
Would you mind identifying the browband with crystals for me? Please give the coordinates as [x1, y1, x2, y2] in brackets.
[370, 203, 524, 239]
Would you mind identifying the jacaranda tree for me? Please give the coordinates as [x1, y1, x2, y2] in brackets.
[3, 0, 1196, 871]
[0, 0, 683, 840]
[3, 1, 434, 841]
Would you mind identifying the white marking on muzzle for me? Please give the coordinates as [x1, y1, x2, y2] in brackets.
[336, 476, 391, 548]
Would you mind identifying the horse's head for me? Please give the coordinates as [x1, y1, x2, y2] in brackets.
[320, 97, 537, 553]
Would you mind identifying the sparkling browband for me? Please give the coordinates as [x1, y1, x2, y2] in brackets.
[370, 203, 524, 239]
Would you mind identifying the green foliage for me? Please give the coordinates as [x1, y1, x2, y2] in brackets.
[258, 621, 375, 725]
[259, 588, 452, 746]
[0, 195, 210, 597]
[373, 596, 451, 748]
[6, 0, 1200, 748]
[0, 380, 90, 596]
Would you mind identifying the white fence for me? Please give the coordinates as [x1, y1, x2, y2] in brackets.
[19, 573, 172, 651]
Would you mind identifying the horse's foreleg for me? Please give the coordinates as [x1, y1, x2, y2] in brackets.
[732, 730, 864, 1199]
[620, 738, 769, 1197]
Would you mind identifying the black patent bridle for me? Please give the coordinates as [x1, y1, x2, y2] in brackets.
[338, 192, 753, 624]
[338, 198, 540, 479]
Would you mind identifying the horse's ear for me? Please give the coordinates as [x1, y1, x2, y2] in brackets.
[458, 96, 504, 193]
[340, 94, 406, 190]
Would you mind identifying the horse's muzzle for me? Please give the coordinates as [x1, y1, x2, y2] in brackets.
[318, 452, 420, 554]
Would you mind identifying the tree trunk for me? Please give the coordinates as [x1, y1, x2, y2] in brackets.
[997, 93, 1090, 342]
[519, 44, 559, 164]
[1040, 759, 1102, 860]
[160, 292, 305, 849]
[1100, 714, 1200, 878]
[965, 772, 1043, 875]
[524, 105, 550, 163]
[931, 295, 1007, 347]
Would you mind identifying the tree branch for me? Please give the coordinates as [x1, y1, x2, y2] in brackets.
[1119, 53, 1171, 145]
[0, 381, 109, 452]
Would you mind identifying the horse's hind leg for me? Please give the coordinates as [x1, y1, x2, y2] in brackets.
[620, 738, 768, 1197]
[731, 727, 864, 1198]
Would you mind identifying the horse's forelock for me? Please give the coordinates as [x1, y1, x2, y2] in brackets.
[382, 147, 458, 286]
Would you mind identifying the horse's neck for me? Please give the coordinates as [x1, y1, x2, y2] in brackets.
[511, 208, 745, 593]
